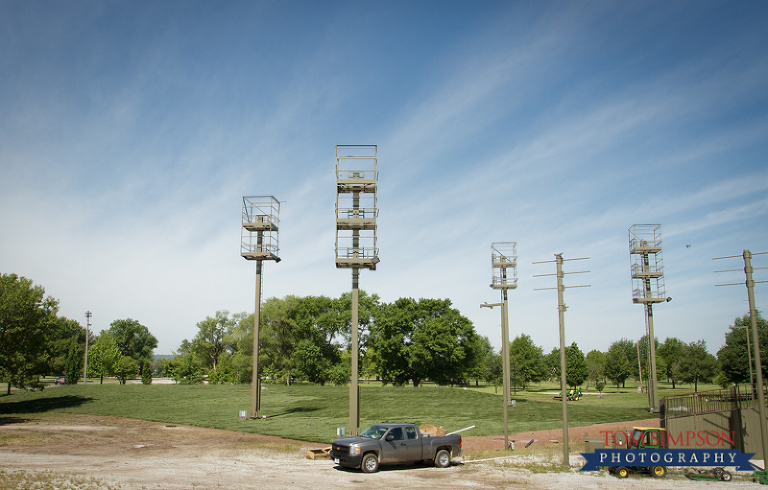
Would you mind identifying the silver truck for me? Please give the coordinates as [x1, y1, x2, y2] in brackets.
[330, 423, 462, 473]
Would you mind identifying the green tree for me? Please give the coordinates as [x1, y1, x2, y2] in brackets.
[113, 356, 140, 384]
[46, 317, 87, 376]
[108, 319, 158, 376]
[64, 337, 83, 385]
[292, 339, 334, 385]
[585, 349, 606, 389]
[544, 347, 560, 381]
[717, 314, 768, 388]
[658, 337, 685, 388]
[509, 334, 546, 389]
[605, 342, 632, 391]
[369, 298, 480, 386]
[0, 273, 59, 393]
[678, 340, 719, 392]
[565, 342, 588, 388]
[190, 311, 235, 373]
[87, 333, 122, 384]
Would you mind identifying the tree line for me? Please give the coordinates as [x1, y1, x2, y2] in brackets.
[0, 273, 158, 392]
[2, 272, 765, 393]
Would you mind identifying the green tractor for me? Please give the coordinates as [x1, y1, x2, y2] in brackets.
[609, 427, 667, 478]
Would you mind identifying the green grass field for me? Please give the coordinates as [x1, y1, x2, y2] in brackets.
[0, 379, 720, 444]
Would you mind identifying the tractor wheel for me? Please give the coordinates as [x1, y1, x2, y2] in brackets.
[361, 453, 379, 473]
[651, 466, 666, 478]
[616, 467, 629, 478]
[720, 471, 732, 482]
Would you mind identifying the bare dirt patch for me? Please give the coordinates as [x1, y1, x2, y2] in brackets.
[0, 414, 756, 489]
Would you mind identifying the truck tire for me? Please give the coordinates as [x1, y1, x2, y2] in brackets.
[616, 467, 629, 478]
[361, 453, 379, 473]
[434, 449, 451, 468]
[651, 466, 666, 478]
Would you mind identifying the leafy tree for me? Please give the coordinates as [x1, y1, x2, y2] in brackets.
[141, 362, 153, 384]
[292, 339, 334, 385]
[509, 334, 546, 389]
[46, 317, 87, 376]
[64, 337, 83, 385]
[658, 337, 685, 388]
[678, 340, 718, 392]
[717, 313, 768, 389]
[544, 347, 561, 381]
[585, 349, 606, 389]
[605, 341, 632, 391]
[108, 319, 158, 376]
[611, 338, 638, 380]
[163, 354, 204, 384]
[565, 342, 588, 388]
[369, 298, 480, 386]
[0, 273, 59, 393]
[87, 333, 122, 384]
[485, 351, 503, 392]
[113, 356, 140, 384]
[190, 310, 235, 372]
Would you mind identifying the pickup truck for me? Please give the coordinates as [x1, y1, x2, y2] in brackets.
[330, 423, 462, 473]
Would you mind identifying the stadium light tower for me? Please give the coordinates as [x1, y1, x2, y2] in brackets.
[628, 224, 669, 413]
[481, 242, 517, 450]
[241, 196, 281, 419]
[335, 145, 379, 436]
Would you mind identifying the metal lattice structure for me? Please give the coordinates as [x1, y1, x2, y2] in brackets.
[335, 145, 379, 269]
[241, 196, 280, 262]
[492, 242, 518, 290]
[629, 224, 666, 304]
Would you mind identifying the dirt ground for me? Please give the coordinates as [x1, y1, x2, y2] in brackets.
[0, 414, 760, 489]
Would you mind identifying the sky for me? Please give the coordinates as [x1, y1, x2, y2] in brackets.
[1, 1, 766, 357]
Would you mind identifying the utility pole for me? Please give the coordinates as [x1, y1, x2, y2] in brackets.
[84, 311, 92, 384]
[715, 249, 768, 461]
[534, 253, 589, 466]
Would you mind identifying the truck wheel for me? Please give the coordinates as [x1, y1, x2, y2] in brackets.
[361, 453, 379, 473]
[616, 467, 629, 478]
[434, 449, 451, 468]
[651, 466, 666, 478]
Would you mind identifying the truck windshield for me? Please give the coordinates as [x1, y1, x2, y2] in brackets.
[359, 425, 389, 439]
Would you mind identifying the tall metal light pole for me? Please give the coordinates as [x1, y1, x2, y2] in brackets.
[84, 311, 92, 384]
[481, 242, 517, 450]
[241, 196, 281, 419]
[335, 145, 379, 436]
[534, 253, 589, 466]
[715, 249, 768, 461]
[629, 225, 669, 413]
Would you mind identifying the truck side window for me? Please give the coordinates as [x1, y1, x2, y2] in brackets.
[388, 427, 404, 441]
[406, 427, 418, 440]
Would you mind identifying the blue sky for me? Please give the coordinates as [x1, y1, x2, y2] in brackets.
[1, 1, 766, 358]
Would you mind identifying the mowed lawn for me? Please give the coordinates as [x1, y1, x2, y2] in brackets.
[0, 381, 684, 444]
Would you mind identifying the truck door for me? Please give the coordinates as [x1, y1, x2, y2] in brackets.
[402, 426, 424, 461]
[380, 427, 406, 463]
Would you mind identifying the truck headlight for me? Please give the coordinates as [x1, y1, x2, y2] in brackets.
[350, 445, 360, 455]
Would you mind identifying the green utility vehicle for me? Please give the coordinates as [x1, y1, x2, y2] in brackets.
[609, 427, 667, 478]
